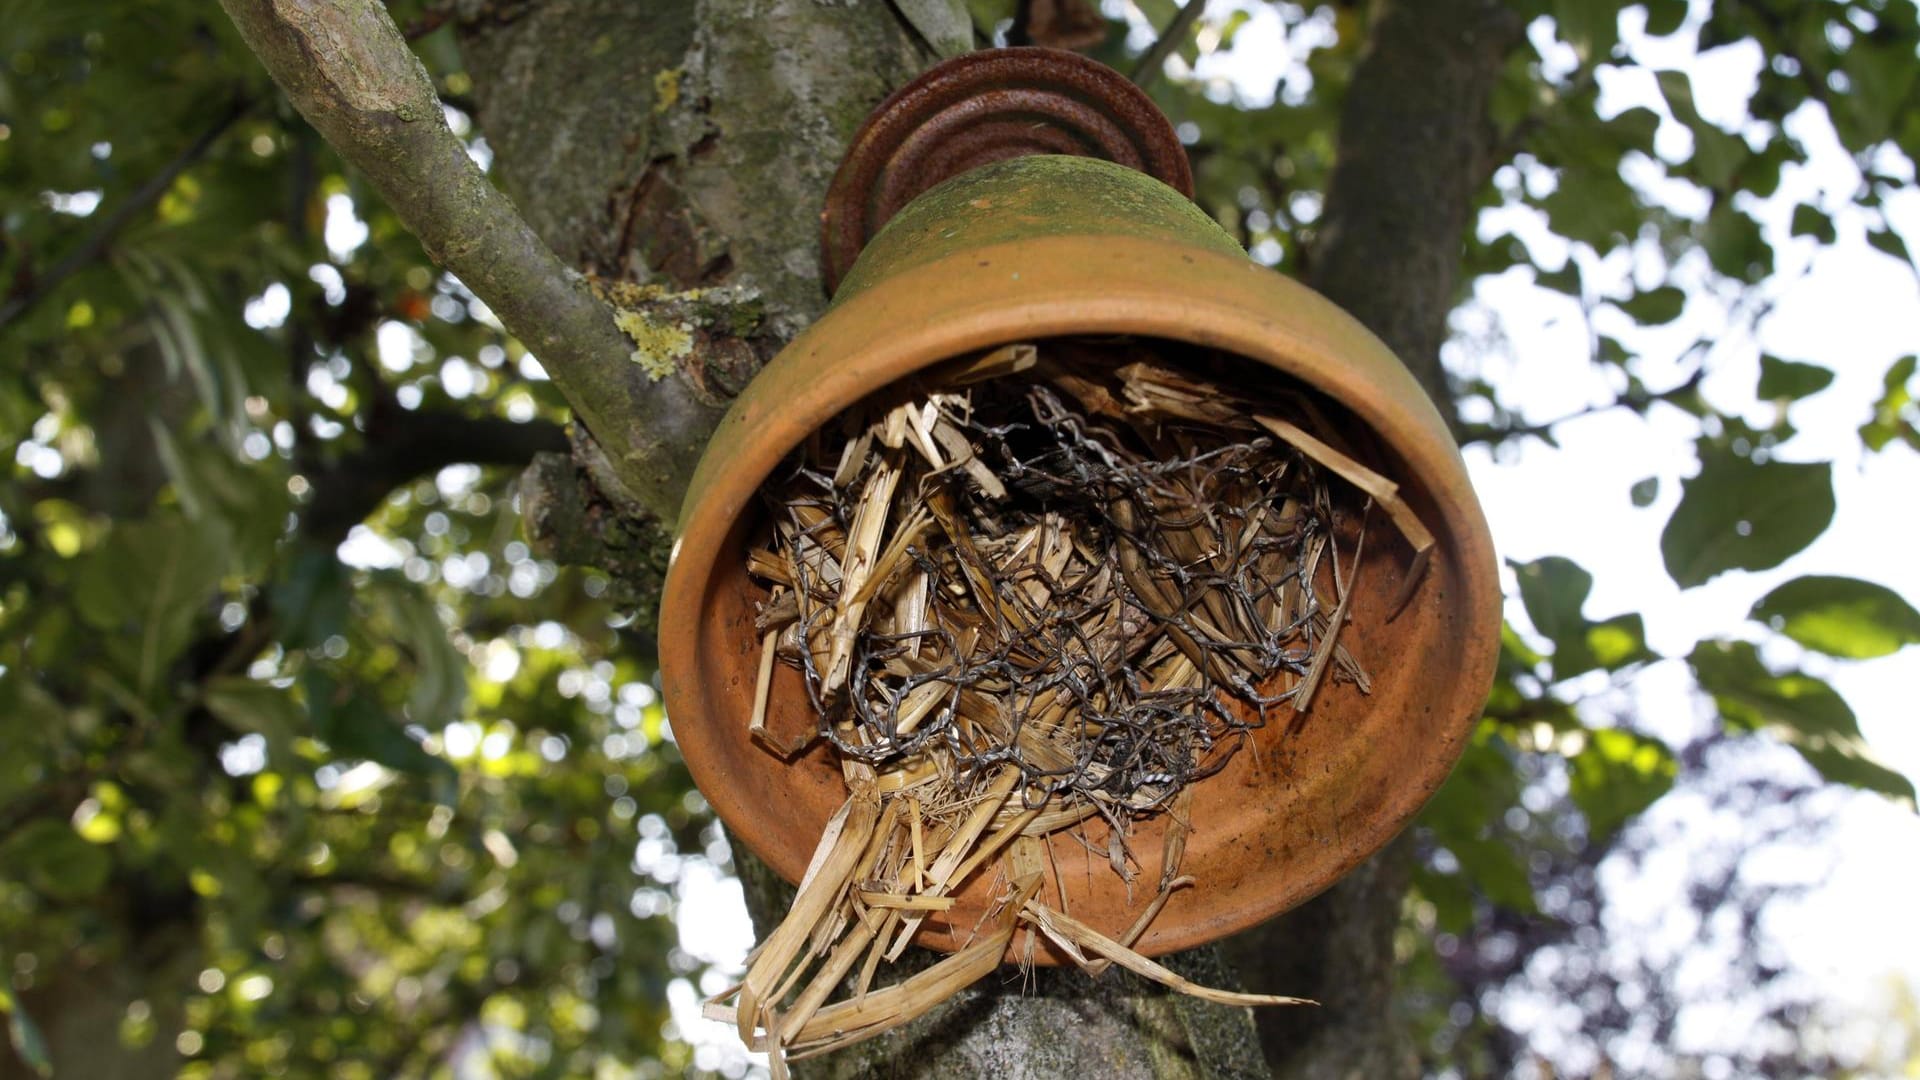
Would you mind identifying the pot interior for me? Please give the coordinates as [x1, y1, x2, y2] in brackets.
[684, 334, 1473, 960]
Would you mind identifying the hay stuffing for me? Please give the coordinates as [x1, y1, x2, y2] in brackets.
[706, 339, 1434, 1074]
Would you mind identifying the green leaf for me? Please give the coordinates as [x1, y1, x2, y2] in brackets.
[1656, 69, 1748, 190]
[0, 819, 112, 901]
[1215, 9, 1252, 49]
[1553, 0, 1619, 60]
[1536, 263, 1582, 297]
[1498, 622, 1548, 675]
[1691, 128, 1750, 192]
[1586, 613, 1654, 671]
[1789, 203, 1836, 244]
[203, 676, 304, 760]
[1859, 356, 1917, 453]
[1788, 736, 1917, 808]
[1740, 134, 1796, 199]
[1513, 556, 1601, 678]
[1750, 576, 1920, 659]
[1705, 202, 1771, 281]
[1490, 49, 1538, 136]
[1619, 284, 1686, 325]
[272, 546, 350, 651]
[1840, 37, 1920, 147]
[1659, 442, 1833, 588]
[1419, 730, 1536, 914]
[0, 987, 53, 1078]
[1690, 640, 1915, 803]
[69, 512, 232, 692]
[1867, 226, 1913, 265]
[1539, 164, 1642, 250]
[0, 677, 60, 809]
[147, 420, 289, 574]
[1413, 865, 1476, 934]
[370, 575, 468, 726]
[1756, 356, 1834, 402]
[150, 417, 212, 521]
[1569, 728, 1675, 839]
[304, 669, 453, 780]
[1691, 641, 1854, 740]
[1454, 833, 1537, 913]
[1605, 106, 1662, 158]
[1629, 476, 1658, 508]
[1640, 0, 1686, 37]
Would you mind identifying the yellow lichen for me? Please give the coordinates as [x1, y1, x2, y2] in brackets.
[593, 279, 708, 308]
[614, 309, 693, 381]
[653, 68, 683, 114]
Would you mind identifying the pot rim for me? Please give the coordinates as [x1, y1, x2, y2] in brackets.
[659, 231, 1500, 956]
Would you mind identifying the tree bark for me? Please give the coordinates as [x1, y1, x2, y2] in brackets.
[0, 928, 199, 1080]
[1306, 0, 1523, 422]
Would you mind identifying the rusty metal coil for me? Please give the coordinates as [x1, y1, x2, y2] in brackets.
[821, 48, 1194, 292]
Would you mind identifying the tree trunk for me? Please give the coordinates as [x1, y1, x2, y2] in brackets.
[1, 927, 198, 1080]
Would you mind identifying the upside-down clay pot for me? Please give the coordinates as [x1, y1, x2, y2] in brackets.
[657, 153, 1501, 961]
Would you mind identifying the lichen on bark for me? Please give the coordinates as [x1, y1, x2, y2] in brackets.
[590, 278, 785, 402]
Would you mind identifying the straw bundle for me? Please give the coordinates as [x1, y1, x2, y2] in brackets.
[709, 340, 1434, 1073]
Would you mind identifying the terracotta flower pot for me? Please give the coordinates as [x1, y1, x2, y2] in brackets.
[658, 154, 1500, 959]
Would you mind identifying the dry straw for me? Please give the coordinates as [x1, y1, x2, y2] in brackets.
[711, 339, 1434, 1074]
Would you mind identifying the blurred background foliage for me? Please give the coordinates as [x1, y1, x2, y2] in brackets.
[1, 0, 1917, 1077]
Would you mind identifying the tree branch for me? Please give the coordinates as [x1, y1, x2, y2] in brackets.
[1131, 0, 1207, 86]
[0, 95, 255, 332]
[1305, 0, 1525, 428]
[217, 0, 722, 525]
[304, 405, 567, 547]
[186, 405, 567, 694]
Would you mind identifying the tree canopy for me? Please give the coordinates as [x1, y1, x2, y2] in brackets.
[2, 0, 1916, 1077]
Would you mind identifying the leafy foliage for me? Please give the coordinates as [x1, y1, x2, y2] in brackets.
[0, 2, 716, 1075]
[1756, 355, 1834, 402]
[1514, 556, 1655, 681]
[3, 0, 1916, 1077]
[1566, 728, 1676, 841]
[1691, 640, 1914, 802]
[1861, 355, 1919, 453]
